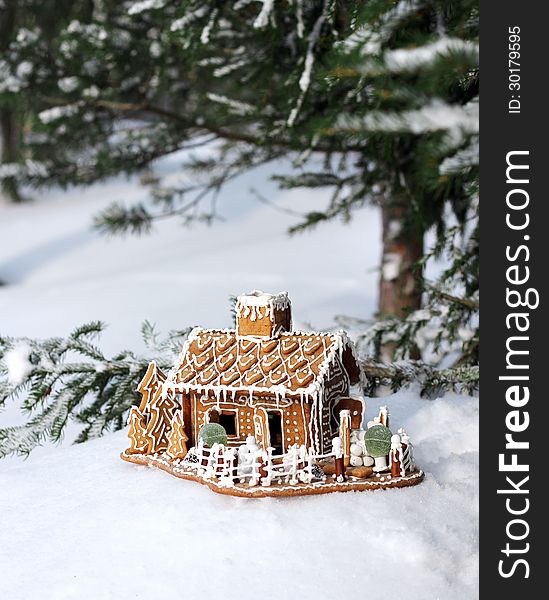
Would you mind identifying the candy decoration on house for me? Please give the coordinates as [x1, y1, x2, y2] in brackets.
[121, 290, 424, 497]
[398, 428, 416, 473]
[378, 405, 389, 428]
[332, 436, 346, 483]
[365, 424, 393, 472]
[348, 429, 371, 465]
[198, 423, 228, 448]
[339, 409, 352, 467]
[367, 416, 381, 429]
[390, 434, 403, 477]
[389, 429, 417, 477]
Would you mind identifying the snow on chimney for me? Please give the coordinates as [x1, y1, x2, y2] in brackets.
[235, 290, 292, 338]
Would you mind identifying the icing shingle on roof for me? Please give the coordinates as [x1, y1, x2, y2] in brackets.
[166, 327, 361, 399]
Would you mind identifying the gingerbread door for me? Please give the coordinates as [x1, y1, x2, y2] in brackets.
[267, 411, 283, 454]
[253, 408, 269, 450]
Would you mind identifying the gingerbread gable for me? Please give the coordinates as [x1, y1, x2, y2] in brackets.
[165, 327, 361, 400]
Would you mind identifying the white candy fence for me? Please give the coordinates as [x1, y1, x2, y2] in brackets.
[184, 440, 332, 488]
[181, 436, 415, 486]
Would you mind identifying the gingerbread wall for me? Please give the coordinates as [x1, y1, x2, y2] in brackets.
[189, 390, 311, 452]
[320, 355, 351, 453]
[184, 364, 350, 455]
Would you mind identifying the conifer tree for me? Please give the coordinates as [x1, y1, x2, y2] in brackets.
[0, 2, 479, 455]
[0, 0, 478, 358]
[0, 0, 24, 202]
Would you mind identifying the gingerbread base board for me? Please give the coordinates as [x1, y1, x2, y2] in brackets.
[120, 452, 424, 498]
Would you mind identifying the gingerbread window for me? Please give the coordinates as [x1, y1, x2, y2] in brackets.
[218, 411, 238, 437]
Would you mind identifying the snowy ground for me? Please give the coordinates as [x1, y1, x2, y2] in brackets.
[0, 390, 479, 600]
[0, 156, 479, 599]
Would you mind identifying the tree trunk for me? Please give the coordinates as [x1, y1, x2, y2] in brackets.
[378, 198, 424, 361]
[0, 0, 24, 203]
[0, 107, 24, 203]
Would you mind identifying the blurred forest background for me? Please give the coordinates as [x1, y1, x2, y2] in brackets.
[0, 0, 478, 456]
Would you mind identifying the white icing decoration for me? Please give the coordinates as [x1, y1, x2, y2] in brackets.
[235, 290, 291, 323]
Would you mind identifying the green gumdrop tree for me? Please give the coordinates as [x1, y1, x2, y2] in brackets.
[364, 425, 392, 458]
[198, 423, 228, 448]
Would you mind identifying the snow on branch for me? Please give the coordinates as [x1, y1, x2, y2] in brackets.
[170, 7, 208, 32]
[128, 0, 167, 16]
[357, 37, 479, 75]
[253, 0, 275, 29]
[0, 323, 191, 457]
[383, 37, 479, 72]
[287, 0, 330, 127]
[361, 359, 479, 397]
[38, 104, 81, 124]
[206, 93, 254, 115]
[200, 8, 219, 44]
[337, 99, 478, 145]
[0, 160, 49, 180]
[440, 135, 479, 173]
[344, 0, 422, 55]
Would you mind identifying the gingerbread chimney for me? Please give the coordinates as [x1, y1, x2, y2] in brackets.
[235, 290, 292, 338]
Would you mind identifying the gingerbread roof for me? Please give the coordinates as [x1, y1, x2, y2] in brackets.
[165, 327, 361, 400]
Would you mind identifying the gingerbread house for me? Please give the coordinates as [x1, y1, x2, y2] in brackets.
[127, 291, 364, 458]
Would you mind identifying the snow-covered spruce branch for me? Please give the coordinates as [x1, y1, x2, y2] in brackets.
[341, 284, 478, 369]
[0, 322, 191, 457]
[361, 360, 479, 397]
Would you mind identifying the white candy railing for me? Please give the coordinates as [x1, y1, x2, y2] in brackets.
[181, 439, 417, 484]
[186, 442, 330, 487]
